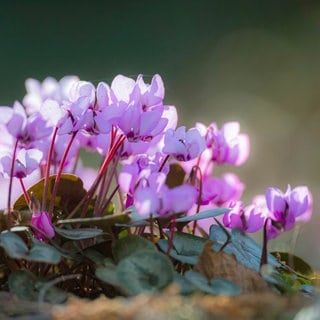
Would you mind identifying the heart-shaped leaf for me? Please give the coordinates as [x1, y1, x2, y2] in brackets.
[116, 250, 174, 295]
[158, 239, 199, 265]
[14, 174, 87, 213]
[271, 252, 313, 276]
[165, 163, 186, 188]
[174, 273, 197, 295]
[0, 231, 28, 259]
[185, 271, 242, 296]
[8, 270, 38, 301]
[158, 232, 206, 265]
[8, 270, 67, 303]
[28, 243, 61, 264]
[96, 264, 120, 288]
[112, 235, 156, 263]
[209, 225, 279, 272]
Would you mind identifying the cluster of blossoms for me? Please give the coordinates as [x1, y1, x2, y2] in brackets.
[0, 74, 312, 242]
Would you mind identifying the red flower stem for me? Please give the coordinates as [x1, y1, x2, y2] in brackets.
[158, 154, 170, 172]
[192, 166, 203, 235]
[78, 134, 126, 219]
[115, 166, 125, 213]
[7, 138, 19, 223]
[94, 167, 108, 216]
[100, 134, 125, 176]
[110, 125, 117, 147]
[66, 133, 125, 220]
[95, 152, 121, 216]
[19, 178, 30, 205]
[93, 127, 117, 215]
[71, 147, 81, 174]
[42, 127, 58, 211]
[48, 131, 77, 215]
[98, 184, 120, 216]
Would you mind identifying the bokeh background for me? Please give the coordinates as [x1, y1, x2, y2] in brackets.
[0, 0, 319, 268]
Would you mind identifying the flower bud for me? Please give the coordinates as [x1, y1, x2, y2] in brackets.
[31, 211, 55, 240]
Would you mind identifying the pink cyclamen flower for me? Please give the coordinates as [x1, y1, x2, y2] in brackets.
[110, 74, 164, 107]
[0, 148, 43, 179]
[0, 101, 53, 151]
[265, 185, 312, 239]
[201, 173, 245, 205]
[23, 76, 79, 115]
[133, 172, 198, 217]
[104, 74, 169, 142]
[31, 211, 55, 240]
[223, 201, 265, 233]
[197, 121, 250, 166]
[163, 126, 206, 161]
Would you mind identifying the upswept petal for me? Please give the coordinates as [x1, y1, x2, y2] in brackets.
[111, 75, 136, 103]
[265, 187, 286, 218]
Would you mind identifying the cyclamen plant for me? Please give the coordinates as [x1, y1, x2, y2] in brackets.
[0, 74, 315, 302]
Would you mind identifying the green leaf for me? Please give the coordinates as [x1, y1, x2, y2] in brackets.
[112, 235, 156, 263]
[264, 269, 301, 295]
[0, 231, 61, 264]
[14, 173, 87, 213]
[84, 248, 109, 265]
[116, 250, 174, 295]
[165, 163, 186, 188]
[158, 240, 199, 265]
[96, 264, 120, 288]
[158, 232, 206, 265]
[0, 231, 28, 259]
[174, 273, 197, 295]
[185, 271, 242, 296]
[271, 252, 313, 276]
[57, 212, 130, 229]
[116, 206, 151, 227]
[28, 243, 61, 264]
[55, 227, 103, 240]
[171, 232, 207, 256]
[8, 270, 38, 301]
[175, 208, 229, 223]
[209, 225, 280, 272]
[36, 280, 68, 304]
[8, 270, 67, 303]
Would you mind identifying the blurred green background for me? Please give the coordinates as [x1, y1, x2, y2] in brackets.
[0, 0, 319, 268]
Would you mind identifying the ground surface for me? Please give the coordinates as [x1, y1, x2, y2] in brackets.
[0, 288, 311, 320]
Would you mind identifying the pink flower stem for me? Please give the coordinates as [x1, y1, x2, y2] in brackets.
[191, 166, 203, 235]
[95, 152, 121, 216]
[71, 147, 81, 174]
[99, 133, 125, 177]
[66, 133, 125, 220]
[94, 167, 108, 216]
[158, 155, 170, 172]
[7, 138, 19, 225]
[48, 131, 78, 215]
[77, 134, 126, 219]
[98, 184, 120, 216]
[19, 178, 30, 205]
[42, 127, 59, 211]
